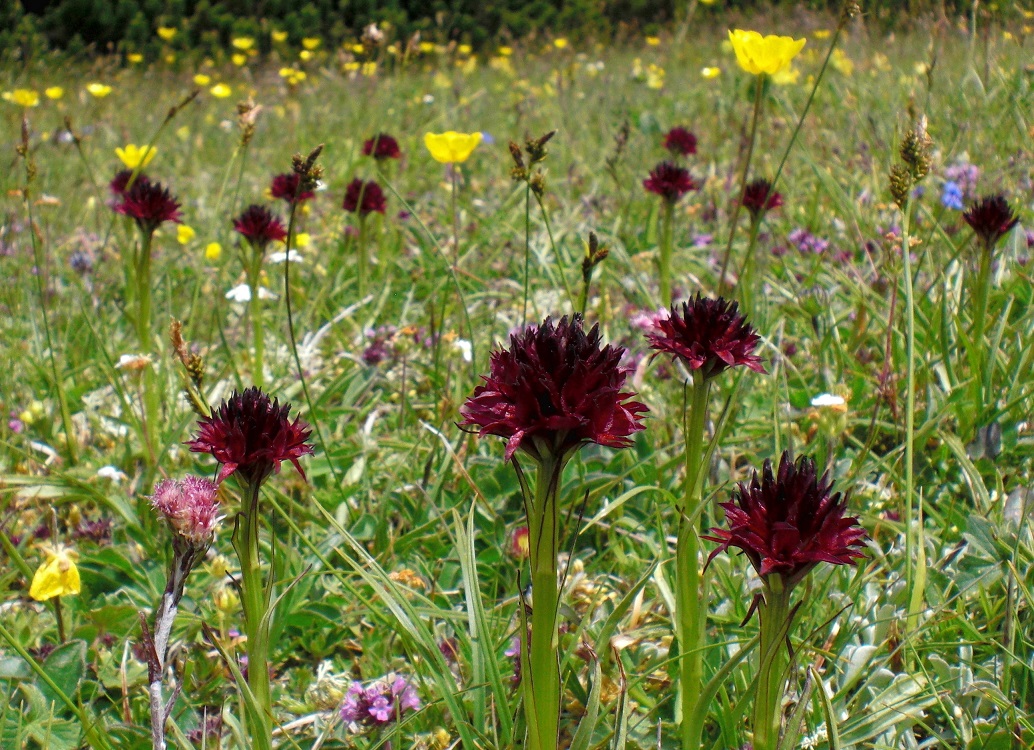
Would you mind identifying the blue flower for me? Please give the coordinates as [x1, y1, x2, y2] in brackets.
[941, 181, 964, 211]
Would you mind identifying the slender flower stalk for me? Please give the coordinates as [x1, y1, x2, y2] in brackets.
[889, 118, 933, 638]
[146, 476, 221, 750]
[187, 387, 313, 750]
[233, 205, 288, 388]
[648, 295, 764, 750]
[716, 78, 765, 296]
[509, 131, 560, 324]
[461, 316, 646, 750]
[644, 162, 697, 306]
[736, 179, 784, 317]
[962, 194, 1019, 432]
[343, 178, 387, 298]
[704, 452, 866, 750]
[113, 177, 182, 464]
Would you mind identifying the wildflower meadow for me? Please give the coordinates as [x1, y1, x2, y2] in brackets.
[3, 1, 1034, 748]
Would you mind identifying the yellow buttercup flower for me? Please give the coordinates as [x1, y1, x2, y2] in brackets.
[419, 41, 435, 53]
[302, 37, 321, 50]
[232, 53, 247, 66]
[646, 36, 661, 46]
[497, 45, 512, 56]
[205, 242, 222, 260]
[157, 26, 177, 42]
[832, 48, 854, 76]
[728, 29, 806, 76]
[2, 89, 40, 107]
[701, 66, 721, 79]
[86, 82, 112, 98]
[115, 144, 156, 169]
[210, 83, 232, 98]
[272, 30, 288, 43]
[553, 37, 569, 49]
[232, 36, 254, 51]
[127, 53, 144, 63]
[424, 131, 482, 164]
[193, 73, 211, 86]
[457, 43, 472, 56]
[294, 232, 311, 248]
[177, 225, 196, 245]
[45, 86, 64, 100]
[29, 544, 81, 601]
[299, 49, 313, 61]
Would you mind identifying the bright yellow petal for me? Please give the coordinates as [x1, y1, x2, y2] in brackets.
[29, 550, 81, 601]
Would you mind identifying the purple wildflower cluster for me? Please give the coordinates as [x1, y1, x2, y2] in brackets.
[787, 228, 830, 255]
[339, 675, 421, 728]
[943, 161, 980, 198]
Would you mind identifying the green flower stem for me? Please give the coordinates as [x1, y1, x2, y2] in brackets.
[717, 76, 765, 296]
[523, 182, 532, 325]
[900, 202, 925, 637]
[247, 252, 265, 389]
[677, 372, 711, 750]
[753, 581, 793, 750]
[236, 480, 273, 750]
[524, 455, 563, 750]
[969, 242, 992, 430]
[659, 200, 675, 308]
[357, 213, 369, 300]
[735, 218, 764, 320]
[136, 231, 159, 465]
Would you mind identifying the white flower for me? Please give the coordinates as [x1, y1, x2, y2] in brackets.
[97, 465, 127, 483]
[811, 393, 846, 408]
[225, 284, 277, 302]
[452, 338, 472, 362]
[269, 249, 304, 263]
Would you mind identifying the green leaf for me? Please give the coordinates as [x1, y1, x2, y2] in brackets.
[38, 641, 87, 715]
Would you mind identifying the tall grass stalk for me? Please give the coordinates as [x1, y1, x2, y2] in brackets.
[899, 199, 926, 637]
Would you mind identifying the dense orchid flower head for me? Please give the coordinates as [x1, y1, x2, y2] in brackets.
[187, 386, 314, 486]
[339, 675, 420, 729]
[704, 451, 867, 588]
[963, 194, 1019, 249]
[342, 178, 387, 216]
[460, 315, 647, 463]
[114, 178, 181, 234]
[150, 475, 221, 548]
[741, 178, 784, 223]
[362, 132, 402, 160]
[647, 294, 766, 379]
[663, 126, 697, 157]
[233, 204, 288, 249]
[643, 161, 697, 203]
[269, 172, 315, 203]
